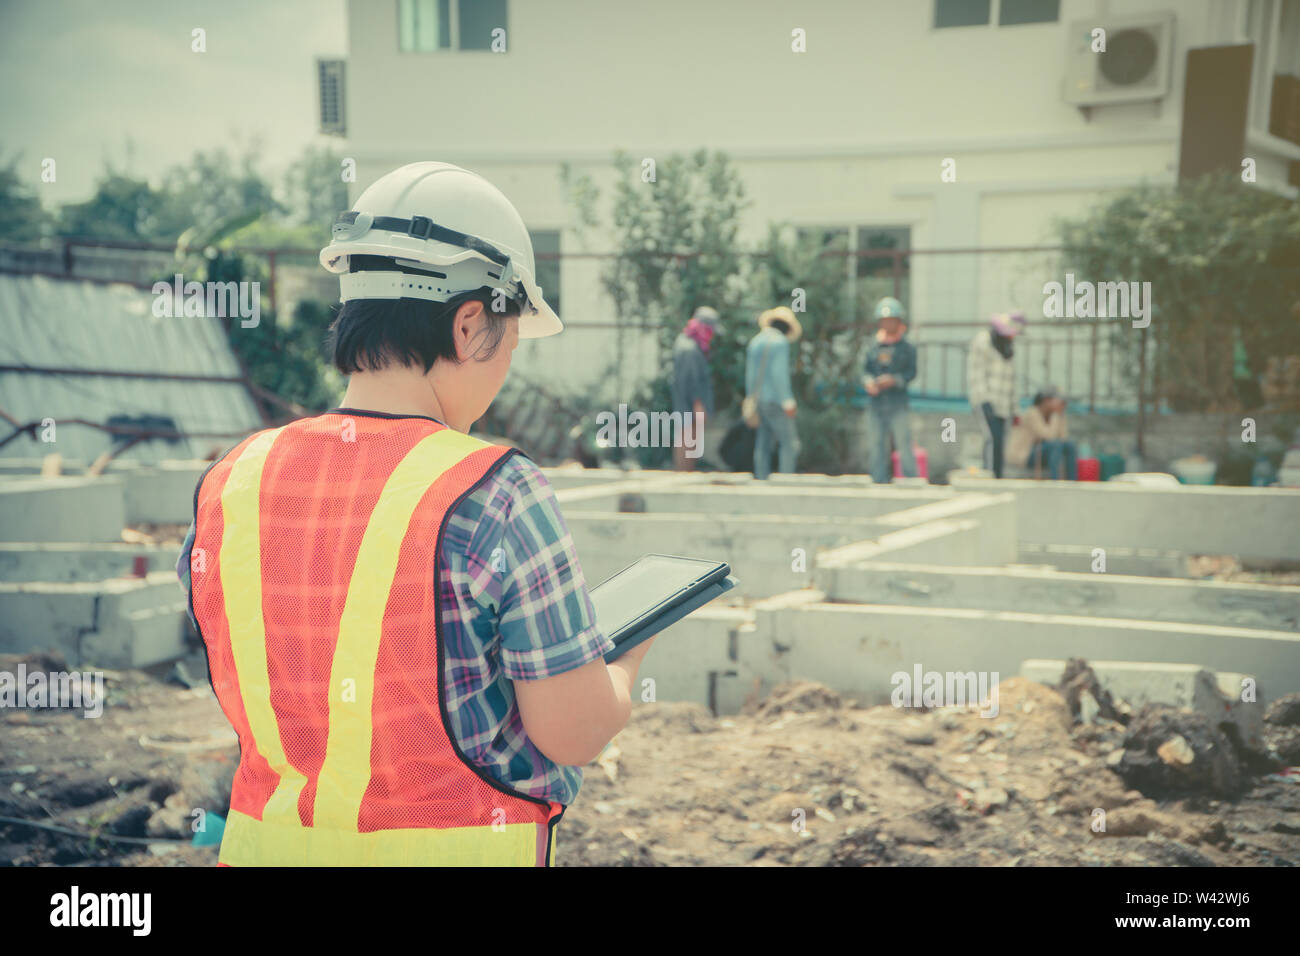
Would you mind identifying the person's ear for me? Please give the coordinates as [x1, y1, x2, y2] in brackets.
[453, 299, 485, 362]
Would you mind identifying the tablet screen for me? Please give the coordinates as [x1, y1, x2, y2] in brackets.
[590, 555, 725, 639]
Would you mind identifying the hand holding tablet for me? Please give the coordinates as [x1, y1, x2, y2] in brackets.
[590, 554, 738, 663]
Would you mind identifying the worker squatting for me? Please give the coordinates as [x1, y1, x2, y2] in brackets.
[594, 404, 705, 459]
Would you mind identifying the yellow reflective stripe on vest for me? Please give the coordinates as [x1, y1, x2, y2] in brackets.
[312, 428, 490, 830]
[219, 427, 310, 826]
[219, 809, 539, 866]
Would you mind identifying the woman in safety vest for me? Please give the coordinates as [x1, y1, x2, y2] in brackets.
[177, 162, 652, 866]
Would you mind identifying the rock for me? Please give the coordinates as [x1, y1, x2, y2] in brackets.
[1114, 705, 1246, 799]
[1057, 659, 1122, 724]
[145, 793, 192, 838]
[1157, 735, 1195, 766]
[1079, 690, 1101, 725]
[1264, 693, 1300, 727]
[1106, 748, 1125, 767]
[972, 787, 1009, 814]
[108, 802, 154, 838]
[1263, 725, 1300, 764]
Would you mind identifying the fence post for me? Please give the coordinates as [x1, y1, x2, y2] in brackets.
[1136, 324, 1148, 456]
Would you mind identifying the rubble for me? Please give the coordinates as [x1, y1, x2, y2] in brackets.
[2, 654, 1296, 867]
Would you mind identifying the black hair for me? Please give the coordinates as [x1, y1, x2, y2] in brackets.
[328, 255, 520, 374]
[768, 318, 791, 336]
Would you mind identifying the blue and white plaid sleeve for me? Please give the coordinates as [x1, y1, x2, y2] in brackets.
[469, 454, 614, 681]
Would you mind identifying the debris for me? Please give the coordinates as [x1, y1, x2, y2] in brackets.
[1056, 659, 1122, 724]
[750, 681, 843, 719]
[1265, 693, 1300, 727]
[1113, 705, 1246, 799]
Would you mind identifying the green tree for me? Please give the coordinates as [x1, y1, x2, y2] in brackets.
[567, 151, 874, 472]
[56, 173, 175, 241]
[282, 145, 350, 239]
[1056, 173, 1300, 413]
[0, 156, 51, 242]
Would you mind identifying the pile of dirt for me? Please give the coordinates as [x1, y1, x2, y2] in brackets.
[2, 654, 1297, 867]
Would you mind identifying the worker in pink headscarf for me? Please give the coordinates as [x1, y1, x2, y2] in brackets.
[670, 306, 719, 471]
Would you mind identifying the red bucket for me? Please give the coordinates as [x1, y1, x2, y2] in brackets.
[1077, 457, 1101, 482]
[892, 445, 929, 479]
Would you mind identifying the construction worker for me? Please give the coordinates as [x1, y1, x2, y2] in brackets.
[862, 297, 918, 483]
[967, 310, 1026, 478]
[176, 162, 652, 866]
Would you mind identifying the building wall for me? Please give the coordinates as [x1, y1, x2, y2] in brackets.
[339, 0, 1298, 400]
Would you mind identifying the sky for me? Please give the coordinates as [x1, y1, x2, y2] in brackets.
[0, 0, 347, 204]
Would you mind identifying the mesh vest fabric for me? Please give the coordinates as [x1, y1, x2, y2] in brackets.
[189, 413, 563, 866]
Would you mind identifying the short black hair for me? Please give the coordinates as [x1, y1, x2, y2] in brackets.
[328, 257, 519, 374]
[768, 318, 791, 336]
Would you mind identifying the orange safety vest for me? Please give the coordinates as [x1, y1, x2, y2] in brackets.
[189, 411, 564, 866]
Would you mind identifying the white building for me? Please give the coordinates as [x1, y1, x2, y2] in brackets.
[329, 0, 1300, 404]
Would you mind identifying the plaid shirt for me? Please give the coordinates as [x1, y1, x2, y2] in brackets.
[177, 450, 613, 806]
[967, 329, 1018, 418]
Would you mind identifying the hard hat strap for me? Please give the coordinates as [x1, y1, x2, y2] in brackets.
[333, 211, 513, 273]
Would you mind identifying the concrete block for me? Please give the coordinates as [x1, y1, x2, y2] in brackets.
[0, 476, 126, 543]
[1020, 658, 1264, 751]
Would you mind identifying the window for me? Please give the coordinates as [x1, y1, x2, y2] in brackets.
[934, 0, 1058, 28]
[398, 0, 507, 52]
[998, 0, 1059, 26]
[935, 0, 991, 28]
[529, 230, 560, 319]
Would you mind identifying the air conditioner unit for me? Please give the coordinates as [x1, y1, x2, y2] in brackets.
[1063, 12, 1174, 108]
[317, 58, 346, 136]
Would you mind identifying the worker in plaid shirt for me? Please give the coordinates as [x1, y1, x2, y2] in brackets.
[967, 311, 1026, 478]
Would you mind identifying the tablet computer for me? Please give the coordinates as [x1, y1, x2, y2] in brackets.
[591, 554, 738, 663]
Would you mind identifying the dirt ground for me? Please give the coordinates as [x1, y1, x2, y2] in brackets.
[3, 649, 1297, 868]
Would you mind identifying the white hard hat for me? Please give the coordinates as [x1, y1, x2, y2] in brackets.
[319, 162, 562, 338]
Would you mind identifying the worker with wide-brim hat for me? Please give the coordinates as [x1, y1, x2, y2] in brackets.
[745, 306, 802, 478]
[758, 305, 803, 342]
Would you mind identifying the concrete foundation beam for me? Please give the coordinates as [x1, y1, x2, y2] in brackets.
[734, 600, 1300, 710]
[1020, 658, 1264, 751]
[0, 573, 188, 668]
[0, 543, 182, 583]
[0, 477, 126, 543]
[566, 511, 882, 599]
[818, 563, 1300, 632]
[122, 462, 207, 525]
[949, 478, 1300, 562]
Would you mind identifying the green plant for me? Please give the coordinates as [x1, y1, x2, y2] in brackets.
[1055, 173, 1300, 413]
